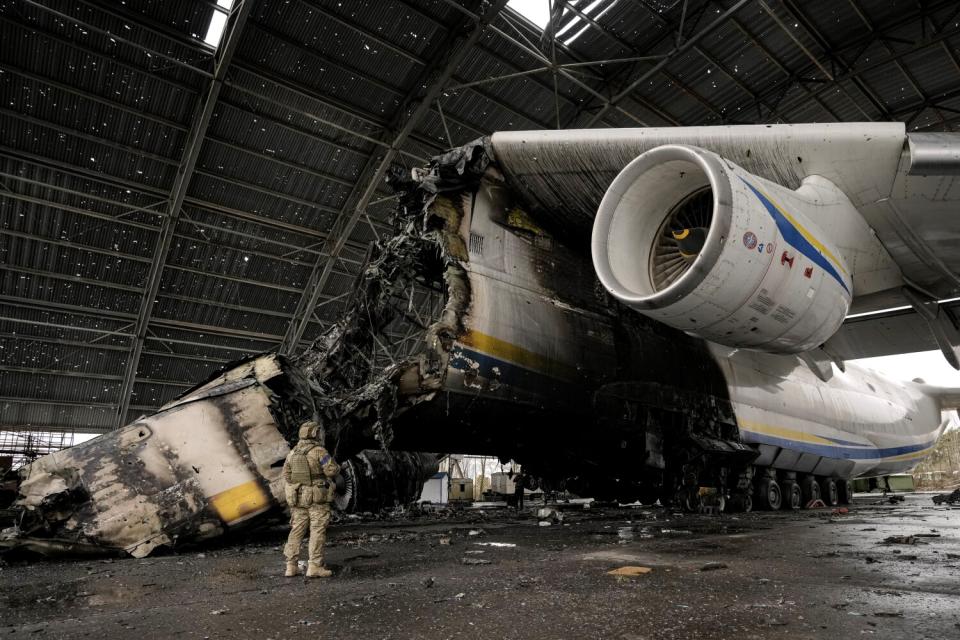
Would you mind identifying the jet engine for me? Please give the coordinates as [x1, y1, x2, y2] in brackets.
[591, 144, 854, 353]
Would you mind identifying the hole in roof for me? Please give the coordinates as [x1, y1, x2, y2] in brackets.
[507, 0, 551, 29]
[507, 0, 623, 47]
[204, 0, 234, 48]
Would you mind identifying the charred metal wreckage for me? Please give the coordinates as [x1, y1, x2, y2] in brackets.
[0, 144, 486, 558]
[4, 124, 955, 556]
[0, 136, 755, 556]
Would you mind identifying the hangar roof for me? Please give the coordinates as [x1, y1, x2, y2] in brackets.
[3, 0, 960, 433]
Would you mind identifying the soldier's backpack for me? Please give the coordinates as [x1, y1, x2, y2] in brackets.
[287, 444, 317, 486]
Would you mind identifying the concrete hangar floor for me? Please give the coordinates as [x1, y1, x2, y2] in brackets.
[1, 494, 958, 640]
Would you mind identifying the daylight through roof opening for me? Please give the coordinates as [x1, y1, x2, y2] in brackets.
[204, 0, 234, 47]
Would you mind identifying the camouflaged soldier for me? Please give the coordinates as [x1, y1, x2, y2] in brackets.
[282, 420, 340, 578]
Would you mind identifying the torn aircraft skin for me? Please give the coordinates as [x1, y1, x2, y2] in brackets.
[6, 124, 959, 556]
[2, 356, 437, 557]
[359, 126, 954, 509]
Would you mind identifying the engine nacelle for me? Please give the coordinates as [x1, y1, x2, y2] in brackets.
[591, 145, 853, 353]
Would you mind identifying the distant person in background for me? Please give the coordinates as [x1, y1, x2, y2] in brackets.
[513, 471, 525, 511]
[282, 420, 340, 578]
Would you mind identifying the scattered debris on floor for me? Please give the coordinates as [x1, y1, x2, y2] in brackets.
[537, 507, 564, 524]
[700, 561, 728, 571]
[607, 566, 653, 577]
[931, 488, 960, 505]
[883, 535, 919, 545]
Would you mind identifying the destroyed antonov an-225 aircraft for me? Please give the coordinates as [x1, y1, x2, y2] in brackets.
[5, 123, 960, 556]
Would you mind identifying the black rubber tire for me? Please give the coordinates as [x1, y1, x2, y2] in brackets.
[756, 478, 782, 510]
[836, 479, 850, 505]
[679, 488, 701, 513]
[820, 478, 839, 506]
[781, 481, 802, 510]
[800, 476, 820, 505]
[728, 493, 753, 513]
[658, 487, 675, 509]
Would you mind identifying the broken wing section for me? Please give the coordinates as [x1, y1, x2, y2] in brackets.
[6, 356, 294, 558]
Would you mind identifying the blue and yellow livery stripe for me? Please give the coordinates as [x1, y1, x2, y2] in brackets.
[740, 178, 850, 294]
[450, 330, 580, 392]
[457, 330, 577, 380]
[739, 419, 935, 461]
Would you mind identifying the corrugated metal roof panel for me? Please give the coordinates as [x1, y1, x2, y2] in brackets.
[4, 0, 960, 437]
[1, 268, 143, 316]
[253, 0, 423, 93]
[184, 172, 338, 232]
[0, 112, 179, 191]
[2, 233, 149, 289]
[0, 401, 116, 432]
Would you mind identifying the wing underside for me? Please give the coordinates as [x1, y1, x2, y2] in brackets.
[488, 124, 960, 365]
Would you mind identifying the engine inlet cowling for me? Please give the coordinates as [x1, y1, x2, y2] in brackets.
[591, 144, 853, 353]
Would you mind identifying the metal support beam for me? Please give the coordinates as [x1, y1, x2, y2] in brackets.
[777, 0, 891, 119]
[115, 0, 253, 428]
[583, 0, 751, 126]
[279, 0, 510, 354]
[725, 0, 960, 126]
[610, 1, 790, 122]
[0, 151, 377, 260]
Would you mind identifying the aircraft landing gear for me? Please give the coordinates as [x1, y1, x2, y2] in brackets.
[800, 475, 821, 505]
[781, 479, 802, 510]
[727, 492, 752, 512]
[755, 477, 782, 510]
[836, 479, 851, 505]
[820, 477, 839, 506]
[675, 486, 701, 512]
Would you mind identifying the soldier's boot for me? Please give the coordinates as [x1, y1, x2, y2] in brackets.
[284, 561, 299, 577]
[306, 562, 332, 578]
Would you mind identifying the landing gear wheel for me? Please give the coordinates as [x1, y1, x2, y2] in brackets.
[677, 488, 701, 513]
[755, 478, 782, 511]
[836, 479, 850, 505]
[727, 493, 752, 513]
[781, 481, 802, 510]
[800, 476, 820, 506]
[636, 487, 660, 506]
[820, 478, 839, 506]
[658, 486, 675, 509]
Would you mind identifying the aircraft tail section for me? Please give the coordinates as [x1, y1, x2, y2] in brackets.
[914, 381, 960, 410]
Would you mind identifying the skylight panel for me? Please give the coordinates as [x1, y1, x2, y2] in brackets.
[507, 0, 551, 30]
[204, 0, 234, 48]
[507, 0, 622, 47]
[560, 0, 622, 46]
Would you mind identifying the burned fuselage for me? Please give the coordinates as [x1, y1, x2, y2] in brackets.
[3, 356, 436, 557]
[5, 130, 948, 555]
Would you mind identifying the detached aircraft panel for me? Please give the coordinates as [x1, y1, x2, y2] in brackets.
[12, 377, 288, 557]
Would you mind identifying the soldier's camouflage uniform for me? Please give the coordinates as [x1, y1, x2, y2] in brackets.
[282, 422, 340, 577]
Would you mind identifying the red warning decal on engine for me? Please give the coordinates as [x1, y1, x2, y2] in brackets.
[781, 251, 794, 268]
[743, 231, 758, 249]
[804, 266, 813, 278]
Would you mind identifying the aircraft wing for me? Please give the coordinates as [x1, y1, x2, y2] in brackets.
[488, 124, 960, 366]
